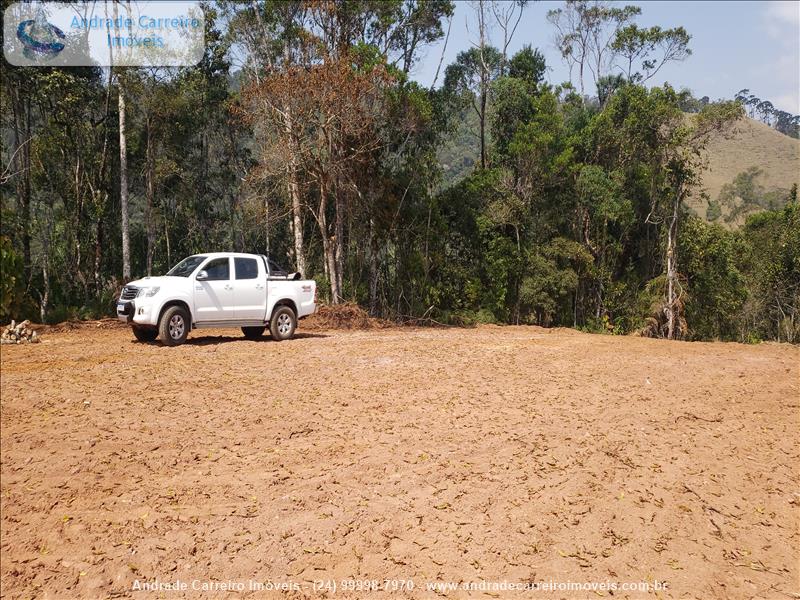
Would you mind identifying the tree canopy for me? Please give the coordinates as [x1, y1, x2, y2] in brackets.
[1, 0, 797, 343]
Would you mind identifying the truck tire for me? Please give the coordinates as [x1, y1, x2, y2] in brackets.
[159, 305, 190, 346]
[242, 326, 266, 340]
[132, 326, 158, 342]
[269, 305, 296, 341]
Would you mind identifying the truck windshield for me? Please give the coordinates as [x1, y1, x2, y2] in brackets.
[167, 255, 207, 277]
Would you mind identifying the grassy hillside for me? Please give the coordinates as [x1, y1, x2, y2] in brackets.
[694, 116, 800, 226]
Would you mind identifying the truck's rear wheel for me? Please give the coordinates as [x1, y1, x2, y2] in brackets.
[242, 326, 266, 340]
[132, 326, 158, 342]
[159, 305, 190, 346]
[270, 306, 296, 341]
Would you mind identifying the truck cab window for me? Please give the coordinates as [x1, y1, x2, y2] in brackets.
[235, 257, 259, 280]
[203, 258, 230, 281]
[167, 255, 207, 277]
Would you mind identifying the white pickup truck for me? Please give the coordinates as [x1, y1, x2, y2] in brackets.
[116, 252, 316, 346]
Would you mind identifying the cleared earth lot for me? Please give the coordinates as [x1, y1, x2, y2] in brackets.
[1, 324, 798, 598]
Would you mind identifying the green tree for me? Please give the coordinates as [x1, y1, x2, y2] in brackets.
[508, 45, 546, 86]
[547, 1, 640, 97]
[0, 237, 26, 321]
[611, 24, 691, 83]
[738, 199, 800, 342]
[678, 217, 746, 340]
[443, 46, 504, 169]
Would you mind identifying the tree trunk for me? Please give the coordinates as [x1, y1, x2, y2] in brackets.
[91, 68, 113, 295]
[283, 107, 305, 276]
[334, 188, 345, 301]
[93, 217, 103, 295]
[479, 89, 487, 169]
[264, 193, 270, 257]
[73, 150, 86, 296]
[145, 115, 156, 276]
[326, 246, 338, 302]
[477, 0, 488, 170]
[368, 217, 379, 316]
[289, 177, 304, 275]
[665, 184, 681, 340]
[164, 213, 171, 266]
[12, 88, 32, 283]
[317, 177, 339, 302]
[513, 225, 521, 325]
[39, 261, 49, 323]
[118, 77, 131, 280]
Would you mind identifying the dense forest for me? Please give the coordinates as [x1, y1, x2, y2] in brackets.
[1, 0, 799, 343]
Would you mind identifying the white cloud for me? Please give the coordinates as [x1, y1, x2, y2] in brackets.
[764, 1, 800, 37]
[760, 1, 800, 114]
[773, 91, 800, 114]
[770, 50, 800, 84]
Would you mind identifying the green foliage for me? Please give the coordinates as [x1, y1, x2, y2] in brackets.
[547, 2, 641, 95]
[718, 167, 792, 223]
[519, 238, 592, 326]
[491, 77, 536, 159]
[490, 47, 550, 159]
[0, 4, 791, 344]
[507, 90, 576, 190]
[0, 237, 26, 322]
[576, 165, 631, 223]
[437, 106, 480, 187]
[678, 217, 746, 340]
[738, 201, 800, 342]
[706, 199, 722, 222]
[443, 46, 504, 113]
[508, 45, 546, 86]
[519, 254, 575, 326]
[611, 24, 691, 82]
[596, 74, 626, 105]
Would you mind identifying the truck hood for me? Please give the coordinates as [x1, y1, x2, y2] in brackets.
[125, 275, 183, 288]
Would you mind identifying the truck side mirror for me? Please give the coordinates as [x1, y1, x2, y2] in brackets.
[196, 270, 208, 281]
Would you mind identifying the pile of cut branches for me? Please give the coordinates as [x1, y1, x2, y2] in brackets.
[303, 303, 390, 330]
[1, 320, 41, 344]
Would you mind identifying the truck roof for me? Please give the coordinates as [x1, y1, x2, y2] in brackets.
[187, 252, 290, 275]
[188, 252, 263, 259]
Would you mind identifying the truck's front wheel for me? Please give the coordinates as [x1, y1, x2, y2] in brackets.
[132, 326, 158, 343]
[270, 306, 296, 341]
[159, 305, 190, 346]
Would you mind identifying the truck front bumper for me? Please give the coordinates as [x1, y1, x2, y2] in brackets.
[117, 300, 133, 322]
[117, 300, 158, 325]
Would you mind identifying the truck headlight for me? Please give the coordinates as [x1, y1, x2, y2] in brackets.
[139, 286, 160, 298]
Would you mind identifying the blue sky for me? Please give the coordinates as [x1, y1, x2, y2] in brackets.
[408, 0, 800, 114]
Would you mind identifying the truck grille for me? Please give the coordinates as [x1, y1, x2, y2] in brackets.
[120, 286, 138, 300]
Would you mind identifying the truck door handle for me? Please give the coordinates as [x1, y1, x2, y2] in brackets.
[224, 284, 233, 291]
[256, 284, 264, 290]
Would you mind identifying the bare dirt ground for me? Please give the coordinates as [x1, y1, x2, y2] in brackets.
[1, 324, 798, 599]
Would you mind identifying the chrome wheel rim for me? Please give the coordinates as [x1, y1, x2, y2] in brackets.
[277, 313, 292, 335]
[169, 315, 185, 339]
